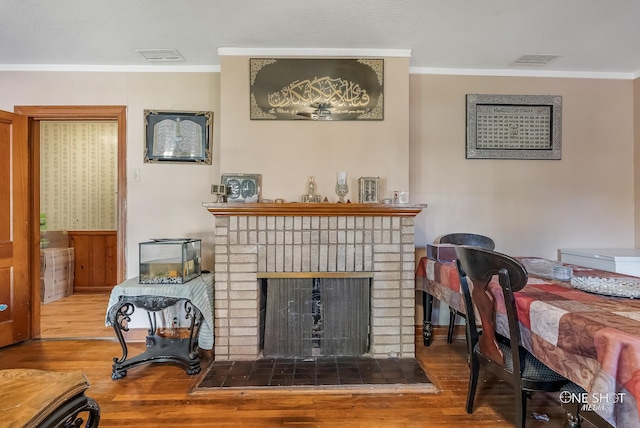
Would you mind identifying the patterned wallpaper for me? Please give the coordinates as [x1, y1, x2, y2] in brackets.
[40, 121, 117, 230]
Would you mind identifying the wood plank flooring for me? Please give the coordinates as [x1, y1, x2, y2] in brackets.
[40, 293, 113, 339]
[0, 294, 580, 427]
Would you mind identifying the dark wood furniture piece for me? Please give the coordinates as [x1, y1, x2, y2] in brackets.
[439, 233, 495, 343]
[420, 233, 495, 345]
[439, 233, 495, 248]
[455, 246, 568, 428]
[69, 230, 117, 293]
[0, 369, 100, 427]
[417, 255, 625, 427]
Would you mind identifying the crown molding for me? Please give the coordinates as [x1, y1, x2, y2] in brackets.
[217, 47, 411, 58]
[0, 64, 221, 72]
[1, 62, 636, 80]
[409, 66, 636, 80]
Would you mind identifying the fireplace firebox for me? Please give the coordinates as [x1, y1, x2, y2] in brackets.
[261, 276, 370, 358]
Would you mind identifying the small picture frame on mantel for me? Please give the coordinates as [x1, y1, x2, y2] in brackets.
[221, 173, 262, 203]
[358, 177, 380, 203]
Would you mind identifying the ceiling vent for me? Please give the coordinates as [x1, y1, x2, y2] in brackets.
[512, 54, 560, 66]
[135, 49, 185, 62]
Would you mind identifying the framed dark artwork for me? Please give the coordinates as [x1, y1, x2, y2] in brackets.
[221, 173, 262, 203]
[144, 110, 213, 164]
[250, 58, 384, 121]
[466, 94, 562, 160]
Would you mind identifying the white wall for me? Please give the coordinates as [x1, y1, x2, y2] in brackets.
[124, 73, 220, 275]
[1, 70, 637, 327]
[0, 71, 221, 277]
[410, 74, 635, 324]
[218, 56, 411, 202]
[410, 74, 635, 257]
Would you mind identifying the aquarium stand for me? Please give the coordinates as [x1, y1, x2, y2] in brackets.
[108, 293, 203, 380]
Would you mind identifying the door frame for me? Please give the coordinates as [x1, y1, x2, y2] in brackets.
[14, 106, 127, 338]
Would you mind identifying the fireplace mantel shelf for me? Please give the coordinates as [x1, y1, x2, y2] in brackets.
[203, 202, 426, 217]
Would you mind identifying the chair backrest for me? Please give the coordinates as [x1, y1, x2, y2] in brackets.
[454, 245, 528, 374]
[440, 233, 495, 250]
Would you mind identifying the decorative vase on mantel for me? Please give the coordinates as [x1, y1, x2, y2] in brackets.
[307, 176, 316, 200]
[335, 171, 348, 203]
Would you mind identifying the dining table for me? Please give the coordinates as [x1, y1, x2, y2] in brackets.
[415, 255, 640, 427]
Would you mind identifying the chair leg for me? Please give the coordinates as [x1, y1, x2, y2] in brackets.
[423, 292, 434, 346]
[465, 354, 479, 413]
[515, 390, 527, 428]
[447, 308, 457, 344]
[563, 403, 582, 428]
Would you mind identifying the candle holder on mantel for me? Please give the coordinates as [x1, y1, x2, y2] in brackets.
[335, 171, 349, 203]
[300, 176, 322, 203]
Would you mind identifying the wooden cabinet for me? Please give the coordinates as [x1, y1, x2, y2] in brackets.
[69, 230, 117, 293]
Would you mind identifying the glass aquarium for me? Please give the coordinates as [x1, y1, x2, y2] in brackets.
[139, 239, 201, 284]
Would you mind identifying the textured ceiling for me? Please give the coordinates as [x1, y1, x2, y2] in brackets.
[1, 0, 639, 77]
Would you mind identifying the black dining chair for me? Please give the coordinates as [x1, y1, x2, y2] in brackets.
[439, 233, 495, 343]
[454, 245, 569, 428]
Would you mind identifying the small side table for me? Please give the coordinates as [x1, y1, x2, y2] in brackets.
[106, 274, 214, 380]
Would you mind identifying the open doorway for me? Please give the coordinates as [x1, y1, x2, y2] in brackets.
[14, 106, 127, 340]
[39, 120, 118, 339]
[40, 121, 118, 293]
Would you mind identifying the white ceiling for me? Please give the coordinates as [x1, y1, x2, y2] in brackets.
[2, 0, 639, 78]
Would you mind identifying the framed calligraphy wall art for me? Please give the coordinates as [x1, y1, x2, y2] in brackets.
[466, 94, 562, 160]
[144, 110, 213, 164]
[250, 58, 384, 121]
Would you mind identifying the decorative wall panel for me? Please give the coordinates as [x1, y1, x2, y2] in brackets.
[465, 94, 562, 160]
[250, 58, 384, 120]
[40, 121, 118, 230]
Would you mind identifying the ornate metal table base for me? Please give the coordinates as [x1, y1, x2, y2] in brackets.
[108, 295, 203, 380]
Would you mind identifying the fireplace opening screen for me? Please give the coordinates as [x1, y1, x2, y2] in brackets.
[261, 277, 370, 358]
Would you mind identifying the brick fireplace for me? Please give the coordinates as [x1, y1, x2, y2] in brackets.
[205, 203, 425, 361]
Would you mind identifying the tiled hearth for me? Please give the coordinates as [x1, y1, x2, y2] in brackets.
[205, 203, 424, 361]
[198, 356, 432, 389]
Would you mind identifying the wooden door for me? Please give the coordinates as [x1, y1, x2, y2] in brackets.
[0, 110, 30, 347]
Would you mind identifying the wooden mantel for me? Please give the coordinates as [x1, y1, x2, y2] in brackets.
[203, 202, 426, 217]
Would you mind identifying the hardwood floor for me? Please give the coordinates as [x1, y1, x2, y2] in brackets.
[0, 294, 577, 427]
[40, 293, 113, 339]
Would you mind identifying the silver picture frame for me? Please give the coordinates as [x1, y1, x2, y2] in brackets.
[466, 94, 562, 160]
[221, 173, 262, 203]
[144, 110, 213, 164]
[358, 176, 380, 203]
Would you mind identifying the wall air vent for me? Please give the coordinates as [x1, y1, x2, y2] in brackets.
[135, 49, 185, 62]
[512, 54, 560, 66]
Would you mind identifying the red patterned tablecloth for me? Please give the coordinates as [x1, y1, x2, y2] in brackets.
[416, 256, 640, 427]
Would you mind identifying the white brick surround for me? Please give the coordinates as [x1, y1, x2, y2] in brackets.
[207, 203, 424, 361]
